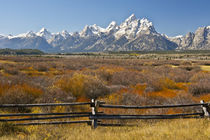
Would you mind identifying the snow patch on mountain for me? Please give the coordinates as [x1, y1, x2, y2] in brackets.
[137, 18, 155, 34]
[169, 35, 183, 39]
[80, 24, 106, 37]
[36, 28, 52, 40]
[114, 14, 156, 39]
[106, 21, 119, 32]
[1, 14, 210, 52]
[115, 14, 139, 39]
[60, 30, 71, 39]
[8, 31, 37, 39]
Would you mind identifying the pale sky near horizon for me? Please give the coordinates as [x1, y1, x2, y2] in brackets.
[0, 0, 210, 36]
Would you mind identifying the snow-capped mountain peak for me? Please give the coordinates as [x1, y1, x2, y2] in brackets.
[26, 31, 37, 37]
[80, 25, 93, 37]
[8, 31, 37, 39]
[140, 18, 153, 29]
[2, 13, 210, 53]
[206, 26, 210, 30]
[92, 24, 106, 33]
[36, 28, 52, 40]
[80, 24, 106, 37]
[115, 14, 140, 39]
[124, 14, 137, 25]
[40, 27, 48, 32]
[61, 30, 71, 39]
[106, 21, 119, 32]
[137, 18, 156, 34]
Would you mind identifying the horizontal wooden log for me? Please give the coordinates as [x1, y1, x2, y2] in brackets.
[14, 120, 91, 126]
[0, 102, 91, 108]
[0, 114, 89, 122]
[98, 123, 136, 127]
[99, 103, 209, 109]
[0, 112, 92, 117]
[90, 113, 203, 120]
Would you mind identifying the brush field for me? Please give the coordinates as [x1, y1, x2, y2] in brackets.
[0, 52, 209, 139]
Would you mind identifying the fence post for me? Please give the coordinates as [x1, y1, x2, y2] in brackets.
[91, 99, 99, 129]
[200, 100, 210, 117]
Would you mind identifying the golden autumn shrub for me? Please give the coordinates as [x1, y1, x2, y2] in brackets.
[0, 84, 43, 105]
[96, 66, 124, 82]
[56, 73, 87, 98]
[144, 75, 180, 92]
[0, 83, 10, 96]
[56, 72, 110, 99]
[159, 78, 180, 90]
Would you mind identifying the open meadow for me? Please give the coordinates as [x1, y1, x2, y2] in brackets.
[0, 52, 210, 139]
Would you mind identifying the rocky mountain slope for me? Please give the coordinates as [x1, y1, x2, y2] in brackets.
[168, 26, 210, 50]
[0, 14, 209, 52]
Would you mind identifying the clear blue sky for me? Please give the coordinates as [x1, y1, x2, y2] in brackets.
[0, 0, 210, 36]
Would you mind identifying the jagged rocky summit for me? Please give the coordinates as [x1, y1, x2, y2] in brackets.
[0, 14, 210, 52]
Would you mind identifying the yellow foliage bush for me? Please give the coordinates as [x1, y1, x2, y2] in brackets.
[130, 84, 146, 96]
[56, 73, 87, 98]
[0, 83, 43, 106]
[159, 78, 180, 90]
[148, 88, 177, 98]
[97, 66, 124, 82]
[14, 84, 43, 97]
[0, 83, 43, 97]
[0, 83, 10, 95]
[56, 72, 109, 99]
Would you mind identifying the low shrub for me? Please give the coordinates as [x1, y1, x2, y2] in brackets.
[56, 73, 110, 99]
[189, 72, 210, 95]
[0, 84, 43, 112]
[39, 87, 75, 103]
[83, 76, 110, 99]
[0, 123, 27, 137]
[111, 71, 144, 86]
[34, 63, 49, 72]
[179, 65, 201, 72]
[189, 82, 210, 95]
[0, 64, 3, 70]
[144, 77, 180, 92]
[96, 66, 124, 82]
[169, 68, 192, 83]
[3, 64, 19, 75]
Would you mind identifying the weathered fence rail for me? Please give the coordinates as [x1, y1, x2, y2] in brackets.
[0, 102, 91, 108]
[0, 112, 92, 117]
[15, 120, 92, 126]
[99, 103, 209, 109]
[0, 100, 209, 129]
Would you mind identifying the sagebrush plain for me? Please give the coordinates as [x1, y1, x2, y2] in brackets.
[0, 52, 210, 139]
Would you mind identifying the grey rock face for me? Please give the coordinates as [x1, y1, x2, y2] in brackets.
[1, 14, 210, 52]
[124, 34, 178, 51]
[170, 26, 210, 50]
[0, 35, 53, 52]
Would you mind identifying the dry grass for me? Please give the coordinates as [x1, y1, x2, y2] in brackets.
[0, 60, 16, 64]
[0, 55, 209, 139]
[200, 65, 210, 72]
[0, 55, 209, 110]
[0, 119, 209, 140]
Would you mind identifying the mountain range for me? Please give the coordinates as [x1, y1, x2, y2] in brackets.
[0, 14, 210, 53]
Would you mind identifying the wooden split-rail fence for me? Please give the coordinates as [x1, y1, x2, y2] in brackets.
[0, 99, 209, 129]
